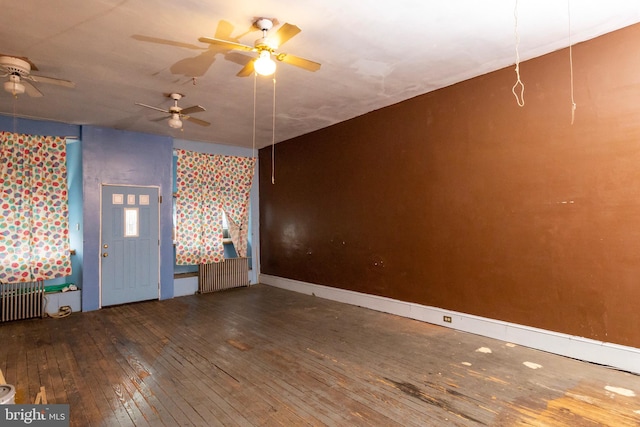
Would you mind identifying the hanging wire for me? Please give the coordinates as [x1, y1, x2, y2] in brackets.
[512, 0, 525, 107]
[271, 73, 277, 184]
[252, 71, 257, 158]
[568, 0, 577, 124]
[12, 95, 18, 133]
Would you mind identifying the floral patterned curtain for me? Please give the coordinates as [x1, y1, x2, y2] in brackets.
[0, 131, 71, 283]
[215, 155, 256, 258]
[175, 150, 224, 264]
[175, 149, 255, 265]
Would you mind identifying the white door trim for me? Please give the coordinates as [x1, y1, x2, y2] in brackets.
[99, 183, 161, 308]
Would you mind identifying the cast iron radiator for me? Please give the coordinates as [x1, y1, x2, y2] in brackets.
[198, 258, 250, 293]
[1, 280, 45, 322]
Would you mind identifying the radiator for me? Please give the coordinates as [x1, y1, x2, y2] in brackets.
[198, 258, 250, 293]
[1, 281, 45, 322]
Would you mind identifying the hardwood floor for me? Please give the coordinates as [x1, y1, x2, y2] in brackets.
[1, 284, 639, 426]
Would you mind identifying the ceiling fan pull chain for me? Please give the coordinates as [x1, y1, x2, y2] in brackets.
[271, 74, 277, 185]
[252, 71, 257, 159]
[512, 0, 525, 107]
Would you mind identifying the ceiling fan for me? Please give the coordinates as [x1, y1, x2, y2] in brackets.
[0, 55, 75, 97]
[135, 93, 210, 129]
[198, 18, 321, 77]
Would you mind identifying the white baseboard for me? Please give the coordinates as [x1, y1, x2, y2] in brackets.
[260, 274, 640, 375]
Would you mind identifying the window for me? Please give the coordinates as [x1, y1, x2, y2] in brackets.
[173, 149, 255, 265]
[124, 208, 139, 237]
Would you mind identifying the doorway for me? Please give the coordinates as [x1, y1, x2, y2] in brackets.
[101, 185, 160, 306]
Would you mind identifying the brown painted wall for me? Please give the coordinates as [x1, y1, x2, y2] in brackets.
[259, 23, 640, 348]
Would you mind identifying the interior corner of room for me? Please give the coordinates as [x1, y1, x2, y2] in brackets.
[1, 0, 640, 402]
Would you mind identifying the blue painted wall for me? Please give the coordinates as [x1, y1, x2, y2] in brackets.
[0, 115, 80, 139]
[63, 138, 83, 288]
[82, 126, 173, 311]
[1, 115, 261, 309]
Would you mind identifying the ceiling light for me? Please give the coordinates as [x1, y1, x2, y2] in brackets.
[4, 74, 25, 96]
[4, 81, 25, 96]
[168, 113, 182, 129]
[254, 51, 276, 76]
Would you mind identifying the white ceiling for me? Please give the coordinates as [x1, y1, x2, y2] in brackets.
[1, 1, 639, 149]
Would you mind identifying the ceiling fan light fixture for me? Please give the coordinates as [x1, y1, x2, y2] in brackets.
[168, 113, 182, 129]
[4, 80, 25, 96]
[4, 74, 25, 96]
[254, 51, 276, 76]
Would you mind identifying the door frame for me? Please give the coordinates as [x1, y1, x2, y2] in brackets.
[99, 183, 161, 308]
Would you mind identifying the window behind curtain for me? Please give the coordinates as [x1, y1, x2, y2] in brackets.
[0, 131, 71, 283]
[174, 149, 255, 265]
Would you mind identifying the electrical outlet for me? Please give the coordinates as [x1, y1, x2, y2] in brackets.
[443, 316, 452, 323]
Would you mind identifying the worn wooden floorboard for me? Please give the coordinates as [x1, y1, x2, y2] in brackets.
[50, 340, 93, 426]
[1, 284, 639, 426]
[111, 307, 205, 426]
[106, 315, 212, 426]
[71, 328, 130, 426]
[107, 305, 228, 427]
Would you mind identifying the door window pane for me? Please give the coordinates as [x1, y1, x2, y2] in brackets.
[124, 208, 139, 237]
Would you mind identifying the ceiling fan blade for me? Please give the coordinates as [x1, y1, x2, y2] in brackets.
[135, 102, 170, 114]
[198, 37, 255, 52]
[236, 60, 255, 77]
[132, 35, 206, 50]
[275, 52, 321, 72]
[183, 116, 210, 127]
[151, 115, 171, 122]
[28, 74, 75, 88]
[23, 80, 43, 97]
[270, 23, 301, 48]
[180, 105, 206, 115]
